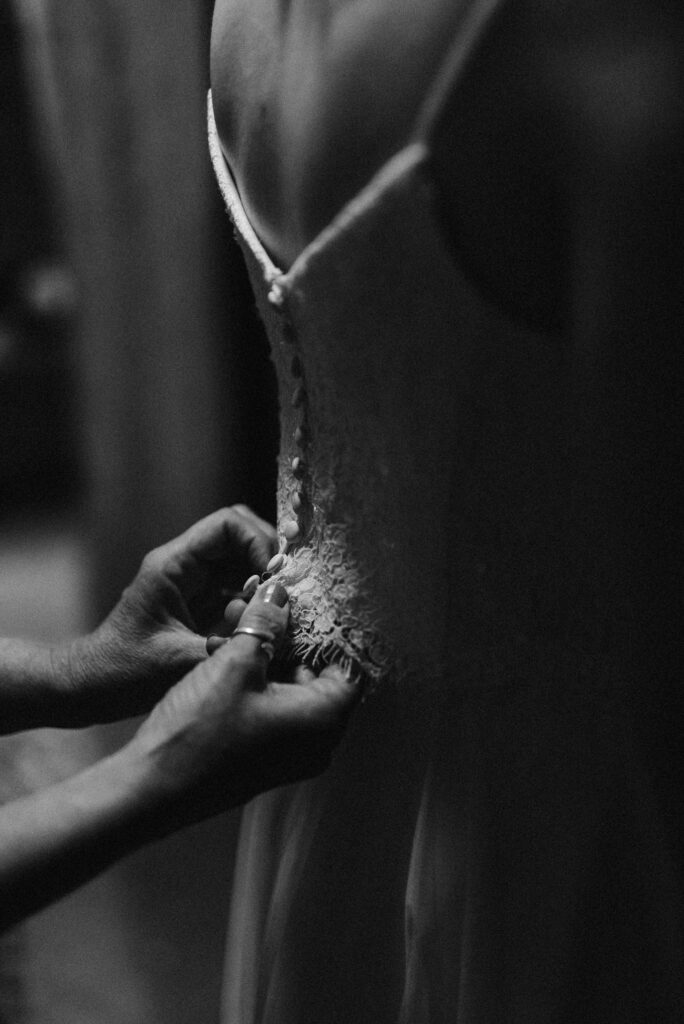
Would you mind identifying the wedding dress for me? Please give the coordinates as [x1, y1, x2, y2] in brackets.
[209, 2, 684, 1018]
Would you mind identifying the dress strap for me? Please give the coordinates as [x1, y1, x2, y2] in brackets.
[411, 0, 509, 145]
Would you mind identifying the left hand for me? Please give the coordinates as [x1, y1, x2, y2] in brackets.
[62, 506, 277, 725]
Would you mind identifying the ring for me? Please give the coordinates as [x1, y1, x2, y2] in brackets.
[232, 626, 276, 642]
[231, 626, 277, 663]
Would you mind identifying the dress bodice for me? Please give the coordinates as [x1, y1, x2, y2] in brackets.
[209, 90, 631, 698]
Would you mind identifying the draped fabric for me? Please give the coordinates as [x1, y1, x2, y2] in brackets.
[209, 1, 684, 1017]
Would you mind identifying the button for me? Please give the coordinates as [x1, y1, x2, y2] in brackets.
[242, 574, 260, 595]
[292, 456, 305, 478]
[294, 425, 306, 446]
[292, 491, 304, 512]
[267, 281, 286, 307]
[292, 384, 306, 408]
[266, 552, 285, 573]
[282, 519, 300, 542]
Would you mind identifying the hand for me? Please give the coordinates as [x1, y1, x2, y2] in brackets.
[129, 581, 359, 825]
[63, 506, 277, 725]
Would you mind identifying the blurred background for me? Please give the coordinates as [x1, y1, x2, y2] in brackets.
[0, 0, 277, 1020]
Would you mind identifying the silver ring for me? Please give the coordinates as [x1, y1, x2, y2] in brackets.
[232, 626, 277, 663]
[232, 626, 276, 643]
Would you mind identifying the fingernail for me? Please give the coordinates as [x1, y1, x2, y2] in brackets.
[242, 574, 260, 595]
[260, 580, 288, 606]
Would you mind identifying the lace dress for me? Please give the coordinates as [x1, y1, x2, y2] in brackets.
[209, 3, 684, 1018]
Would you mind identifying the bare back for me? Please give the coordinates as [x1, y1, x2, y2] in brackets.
[211, 0, 684, 328]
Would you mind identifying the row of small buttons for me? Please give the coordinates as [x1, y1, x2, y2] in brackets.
[265, 291, 308, 576]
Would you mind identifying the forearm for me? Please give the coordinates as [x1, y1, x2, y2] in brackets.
[0, 629, 144, 733]
[0, 579, 356, 932]
[0, 637, 73, 734]
[0, 742, 167, 931]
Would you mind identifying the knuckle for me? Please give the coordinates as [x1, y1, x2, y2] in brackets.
[140, 547, 165, 577]
[213, 507, 236, 535]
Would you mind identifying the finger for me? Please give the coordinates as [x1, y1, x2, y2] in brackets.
[229, 581, 290, 668]
[200, 598, 245, 656]
[218, 507, 278, 570]
[303, 664, 362, 715]
[240, 575, 260, 599]
[291, 665, 316, 686]
[159, 507, 278, 577]
[230, 504, 279, 543]
[267, 664, 360, 730]
[223, 598, 248, 635]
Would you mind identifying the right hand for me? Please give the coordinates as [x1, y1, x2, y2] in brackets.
[63, 505, 278, 726]
[129, 581, 358, 825]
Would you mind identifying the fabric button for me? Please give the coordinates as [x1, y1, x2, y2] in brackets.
[294, 425, 306, 446]
[282, 519, 300, 542]
[292, 384, 306, 408]
[267, 281, 286, 307]
[266, 552, 285, 573]
[242, 574, 260, 595]
[291, 456, 305, 478]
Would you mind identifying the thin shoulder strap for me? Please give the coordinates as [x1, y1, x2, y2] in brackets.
[411, 0, 509, 145]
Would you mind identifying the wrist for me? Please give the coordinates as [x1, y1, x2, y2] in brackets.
[125, 687, 245, 832]
[0, 636, 80, 733]
[47, 633, 102, 728]
[51, 619, 147, 728]
[118, 729, 212, 840]
[90, 740, 181, 848]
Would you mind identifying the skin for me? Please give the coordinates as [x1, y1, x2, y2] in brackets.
[0, 506, 357, 930]
[4, 0, 679, 935]
[210, 0, 684, 328]
[0, 505, 276, 732]
[210, 0, 472, 270]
